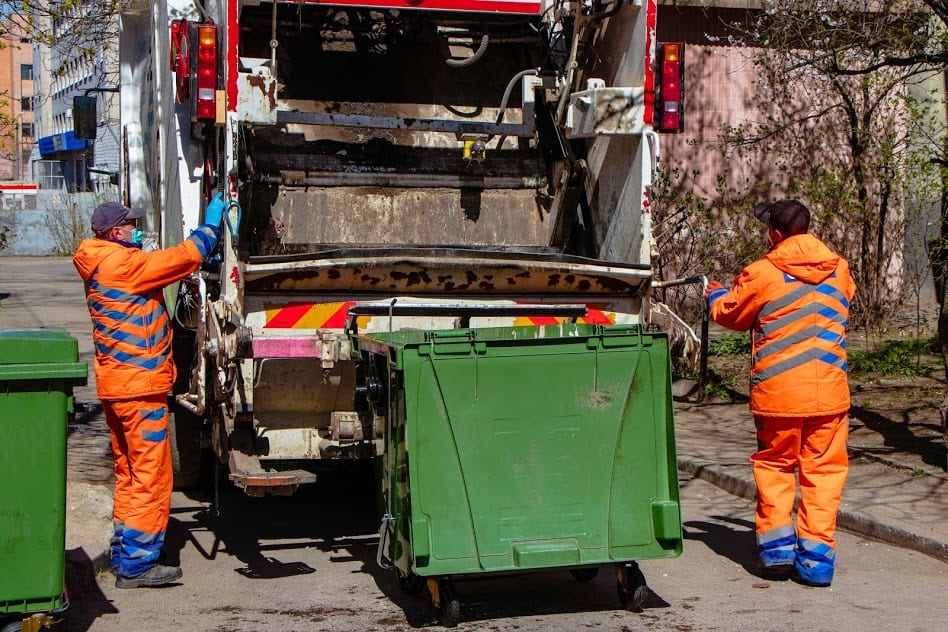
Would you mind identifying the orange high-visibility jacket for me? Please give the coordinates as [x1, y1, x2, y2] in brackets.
[708, 234, 856, 417]
[73, 238, 206, 400]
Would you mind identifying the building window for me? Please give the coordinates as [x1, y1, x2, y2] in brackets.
[21, 123, 33, 137]
[20, 64, 33, 81]
[20, 97, 32, 112]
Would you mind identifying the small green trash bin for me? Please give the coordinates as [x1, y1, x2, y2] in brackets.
[0, 330, 87, 617]
[356, 323, 682, 623]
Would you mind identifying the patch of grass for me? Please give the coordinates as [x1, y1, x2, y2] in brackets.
[704, 368, 738, 401]
[848, 338, 938, 377]
[709, 333, 751, 357]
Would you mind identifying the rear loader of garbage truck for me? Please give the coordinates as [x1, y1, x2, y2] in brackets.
[114, 0, 688, 497]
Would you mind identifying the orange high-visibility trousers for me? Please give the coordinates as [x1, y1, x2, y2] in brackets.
[752, 412, 849, 548]
[103, 394, 173, 578]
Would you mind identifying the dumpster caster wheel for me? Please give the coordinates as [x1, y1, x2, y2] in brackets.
[432, 579, 460, 628]
[569, 567, 600, 583]
[395, 568, 426, 596]
[1, 620, 21, 632]
[616, 562, 648, 613]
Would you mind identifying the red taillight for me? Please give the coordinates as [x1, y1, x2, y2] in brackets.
[194, 25, 217, 121]
[657, 42, 684, 133]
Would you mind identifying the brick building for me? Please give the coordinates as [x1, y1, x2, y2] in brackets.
[0, 14, 36, 182]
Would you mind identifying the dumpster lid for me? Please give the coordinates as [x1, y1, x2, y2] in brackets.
[0, 330, 79, 365]
[0, 330, 87, 384]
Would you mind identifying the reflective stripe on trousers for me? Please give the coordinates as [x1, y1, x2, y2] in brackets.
[103, 394, 173, 578]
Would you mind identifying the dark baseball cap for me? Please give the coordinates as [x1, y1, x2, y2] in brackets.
[92, 201, 146, 234]
[753, 199, 810, 235]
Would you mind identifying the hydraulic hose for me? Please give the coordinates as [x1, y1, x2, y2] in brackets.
[446, 34, 489, 68]
[495, 68, 540, 125]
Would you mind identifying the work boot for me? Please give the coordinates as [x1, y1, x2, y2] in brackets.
[115, 564, 183, 589]
[794, 539, 835, 587]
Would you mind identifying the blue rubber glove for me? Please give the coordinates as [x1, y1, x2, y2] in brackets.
[205, 192, 226, 227]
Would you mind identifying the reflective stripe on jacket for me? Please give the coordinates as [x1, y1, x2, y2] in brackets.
[73, 232, 211, 400]
[708, 234, 856, 417]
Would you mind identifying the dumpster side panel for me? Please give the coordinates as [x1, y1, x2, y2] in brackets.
[394, 326, 681, 576]
[0, 384, 69, 613]
[0, 330, 86, 615]
[608, 345, 683, 554]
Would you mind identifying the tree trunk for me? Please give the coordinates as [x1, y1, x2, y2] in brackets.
[938, 72, 948, 457]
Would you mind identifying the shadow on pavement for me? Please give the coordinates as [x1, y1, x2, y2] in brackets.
[163, 460, 675, 628]
[849, 405, 947, 471]
[683, 514, 764, 578]
[60, 548, 118, 631]
[169, 461, 378, 580]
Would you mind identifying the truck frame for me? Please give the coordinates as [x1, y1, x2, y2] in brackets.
[113, 0, 682, 497]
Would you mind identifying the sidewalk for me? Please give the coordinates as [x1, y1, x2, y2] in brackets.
[674, 399, 948, 563]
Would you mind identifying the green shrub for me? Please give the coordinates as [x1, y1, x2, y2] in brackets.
[709, 333, 751, 357]
[848, 338, 938, 377]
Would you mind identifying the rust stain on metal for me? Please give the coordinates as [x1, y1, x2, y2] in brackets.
[246, 74, 277, 111]
[242, 254, 650, 296]
[390, 270, 427, 286]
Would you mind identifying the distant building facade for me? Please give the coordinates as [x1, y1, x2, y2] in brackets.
[0, 15, 36, 182]
[29, 2, 120, 191]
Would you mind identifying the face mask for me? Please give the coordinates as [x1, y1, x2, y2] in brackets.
[130, 228, 144, 245]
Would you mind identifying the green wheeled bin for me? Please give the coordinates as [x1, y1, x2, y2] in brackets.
[0, 330, 87, 632]
[354, 324, 682, 626]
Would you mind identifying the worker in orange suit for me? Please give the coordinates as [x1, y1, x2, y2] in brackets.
[73, 197, 224, 588]
[704, 199, 855, 587]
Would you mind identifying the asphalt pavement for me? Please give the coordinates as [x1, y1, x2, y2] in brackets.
[1, 255, 946, 600]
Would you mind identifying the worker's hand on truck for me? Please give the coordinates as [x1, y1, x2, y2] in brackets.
[205, 192, 226, 227]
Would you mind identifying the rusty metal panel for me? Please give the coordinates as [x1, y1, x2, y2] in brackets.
[242, 249, 651, 296]
[253, 187, 551, 251]
[236, 69, 278, 124]
[566, 83, 647, 138]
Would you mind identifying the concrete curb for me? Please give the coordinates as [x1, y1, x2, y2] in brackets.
[677, 457, 948, 564]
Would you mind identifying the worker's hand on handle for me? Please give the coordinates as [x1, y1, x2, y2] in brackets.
[703, 280, 723, 299]
[704, 280, 726, 308]
[205, 192, 226, 227]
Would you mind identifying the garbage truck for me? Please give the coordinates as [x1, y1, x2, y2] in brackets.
[96, 0, 690, 498]
[96, 0, 690, 620]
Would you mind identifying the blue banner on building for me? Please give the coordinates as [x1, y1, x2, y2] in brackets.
[38, 131, 89, 157]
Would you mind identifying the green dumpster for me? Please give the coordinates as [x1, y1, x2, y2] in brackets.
[0, 330, 87, 621]
[355, 324, 682, 625]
